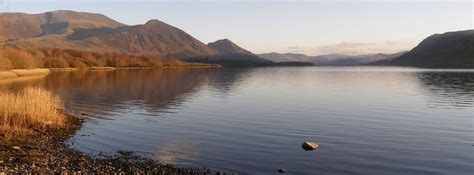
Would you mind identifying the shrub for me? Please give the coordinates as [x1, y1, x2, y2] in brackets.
[0, 52, 13, 71]
[69, 59, 88, 68]
[43, 57, 69, 68]
[3, 47, 40, 69]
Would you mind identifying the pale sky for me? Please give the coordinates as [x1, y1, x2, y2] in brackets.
[2, 0, 473, 55]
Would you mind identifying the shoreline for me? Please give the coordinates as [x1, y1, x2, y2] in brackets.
[0, 69, 51, 80]
[48, 65, 222, 72]
[0, 66, 222, 83]
[0, 113, 211, 174]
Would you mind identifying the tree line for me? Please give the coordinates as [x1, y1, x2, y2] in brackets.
[0, 45, 213, 70]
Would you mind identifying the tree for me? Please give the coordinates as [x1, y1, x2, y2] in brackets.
[0, 46, 13, 70]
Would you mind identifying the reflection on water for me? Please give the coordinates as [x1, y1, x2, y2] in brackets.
[1, 67, 473, 175]
[416, 72, 474, 108]
[2, 69, 233, 117]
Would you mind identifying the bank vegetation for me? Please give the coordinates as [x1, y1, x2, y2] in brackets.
[0, 45, 219, 71]
[0, 87, 66, 139]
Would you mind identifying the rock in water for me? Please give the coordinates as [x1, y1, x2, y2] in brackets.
[278, 168, 286, 173]
[301, 141, 318, 151]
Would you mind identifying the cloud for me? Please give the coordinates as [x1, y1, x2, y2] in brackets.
[287, 46, 304, 49]
[285, 46, 307, 53]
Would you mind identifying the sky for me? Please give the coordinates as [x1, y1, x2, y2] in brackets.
[2, 0, 472, 55]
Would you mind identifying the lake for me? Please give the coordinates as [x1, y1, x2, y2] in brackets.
[1, 67, 473, 174]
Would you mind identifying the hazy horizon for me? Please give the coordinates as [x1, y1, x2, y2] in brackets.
[2, 0, 472, 56]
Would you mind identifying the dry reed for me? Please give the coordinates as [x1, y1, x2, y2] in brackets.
[0, 87, 66, 137]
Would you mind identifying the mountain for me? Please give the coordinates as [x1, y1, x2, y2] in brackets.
[389, 30, 474, 68]
[0, 10, 125, 41]
[9, 18, 219, 59]
[64, 19, 218, 58]
[208, 39, 253, 55]
[1, 10, 267, 63]
[207, 39, 270, 62]
[258, 52, 406, 66]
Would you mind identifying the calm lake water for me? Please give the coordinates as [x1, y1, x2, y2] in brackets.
[1, 67, 473, 174]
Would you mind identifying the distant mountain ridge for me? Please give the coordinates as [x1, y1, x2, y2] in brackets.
[0, 10, 269, 63]
[257, 52, 312, 62]
[258, 51, 407, 66]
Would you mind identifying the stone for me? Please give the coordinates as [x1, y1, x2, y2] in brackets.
[12, 146, 20, 150]
[301, 141, 318, 151]
[278, 168, 286, 173]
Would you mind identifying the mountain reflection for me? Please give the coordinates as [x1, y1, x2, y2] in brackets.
[416, 71, 474, 108]
[0, 68, 248, 118]
[208, 68, 251, 94]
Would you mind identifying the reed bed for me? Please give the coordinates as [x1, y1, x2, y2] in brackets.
[0, 87, 66, 137]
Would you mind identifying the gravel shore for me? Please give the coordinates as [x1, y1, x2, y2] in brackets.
[0, 116, 212, 174]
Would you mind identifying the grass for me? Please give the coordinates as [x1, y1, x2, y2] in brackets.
[9, 69, 51, 76]
[0, 69, 50, 80]
[0, 87, 66, 139]
[0, 71, 17, 80]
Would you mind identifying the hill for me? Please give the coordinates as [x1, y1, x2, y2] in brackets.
[0, 10, 125, 41]
[1, 10, 268, 64]
[389, 30, 474, 68]
[207, 39, 270, 63]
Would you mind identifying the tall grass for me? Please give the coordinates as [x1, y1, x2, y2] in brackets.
[0, 87, 66, 138]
